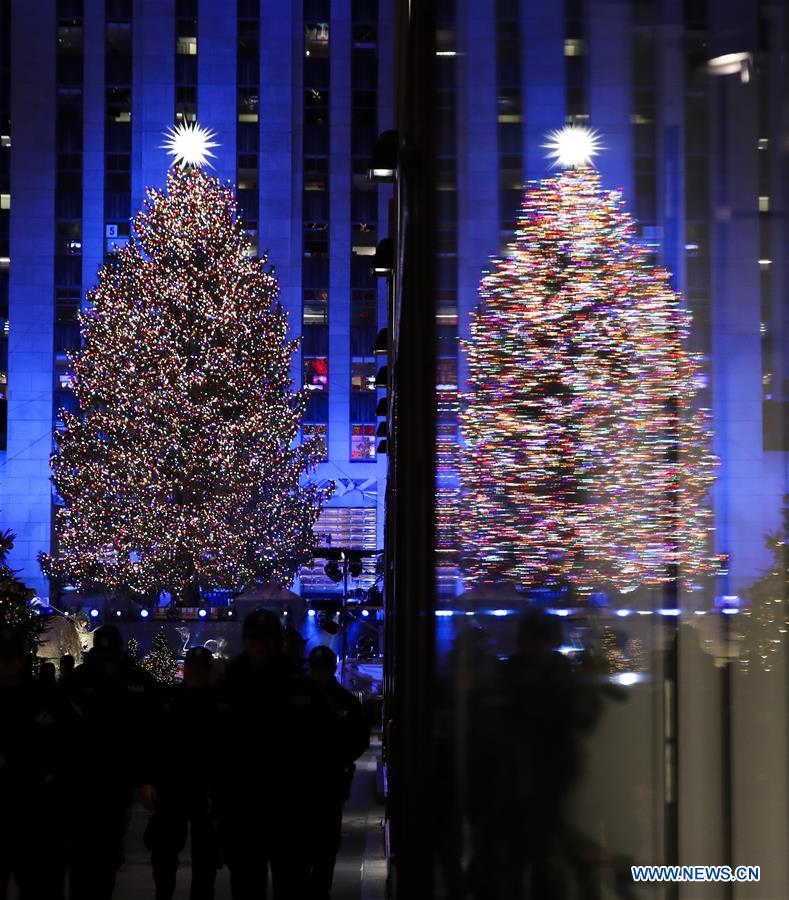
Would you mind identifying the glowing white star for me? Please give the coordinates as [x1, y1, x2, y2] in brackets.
[543, 125, 603, 169]
[161, 121, 220, 169]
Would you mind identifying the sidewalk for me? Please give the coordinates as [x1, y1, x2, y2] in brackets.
[110, 734, 388, 899]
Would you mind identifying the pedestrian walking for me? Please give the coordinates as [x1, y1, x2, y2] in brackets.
[305, 646, 370, 900]
[143, 646, 220, 900]
[216, 610, 335, 900]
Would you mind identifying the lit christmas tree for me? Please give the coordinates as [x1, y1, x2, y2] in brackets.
[142, 628, 178, 685]
[459, 127, 718, 595]
[43, 123, 330, 602]
[0, 530, 43, 655]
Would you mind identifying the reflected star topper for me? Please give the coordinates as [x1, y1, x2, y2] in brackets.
[161, 121, 220, 169]
[543, 125, 603, 169]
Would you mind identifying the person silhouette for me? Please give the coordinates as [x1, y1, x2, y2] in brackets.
[215, 610, 334, 900]
[305, 646, 370, 900]
[0, 628, 67, 900]
[63, 624, 158, 900]
[143, 646, 220, 900]
[468, 609, 590, 900]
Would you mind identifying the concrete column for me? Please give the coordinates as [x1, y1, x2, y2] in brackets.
[260, 1, 300, 335]
[132, 0, 174, 210]
[328, 0, 351, 466]
[656, 0, 685, 281]
[520, 0, 565, 181]
[375, 0, 395, 551]
[82, 0, 105, 296]
[587, 0, 633, 199]
[455, 0, 498, 387]
[5, 0, 57, 596]
[198, 0, 236, 186]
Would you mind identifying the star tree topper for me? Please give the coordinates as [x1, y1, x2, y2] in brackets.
[543, 124, 603, 169]
[161, 121, 220, 169]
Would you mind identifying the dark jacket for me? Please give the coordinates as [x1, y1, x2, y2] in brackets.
[322, 677, 370, 789]
[216, 653, 336, 815]
[150, 682, 220, 801]
[63, 653, 158, 793]
[0, 677, 67, 815]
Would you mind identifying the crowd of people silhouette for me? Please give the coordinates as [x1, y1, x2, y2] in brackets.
[0, 609, 369, 900]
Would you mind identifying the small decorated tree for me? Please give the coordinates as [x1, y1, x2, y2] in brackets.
[142, 629, 178, 685]
[0, 530, 44, 655]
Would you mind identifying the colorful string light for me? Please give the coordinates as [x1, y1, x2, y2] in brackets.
[459, 168, 718, 595]
[42, 166, 331, 599]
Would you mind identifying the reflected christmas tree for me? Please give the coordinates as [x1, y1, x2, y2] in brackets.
[43, 124, 330, 602]
[459, 127, 718, 595]
[742, 503, 789, 672]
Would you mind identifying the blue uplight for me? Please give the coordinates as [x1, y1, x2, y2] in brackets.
[140, 608, 150, 619]
[89, 608, 100, 619]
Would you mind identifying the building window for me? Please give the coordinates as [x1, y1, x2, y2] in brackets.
[437, 357, 458, 390]
[304, 157, 329, 191]
[238, 88, 259, 123]
[351, 359, 376, 392]
[351, 424, 376, 460]
[105, 221, 130, 255]
[305, 89, 329, 126]
[303, 222, 329, 258]
[106, 87, 131, 123]
[176, 35, 197, 55]
[305, 22, 329, 57]
[304, 356, 329, 391]
[304, 289, 329, 325]
[303, 423, 328, 460]
[175, 87, 197, 123]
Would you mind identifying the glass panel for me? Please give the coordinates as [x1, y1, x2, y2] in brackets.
[389, 1, 789, 896]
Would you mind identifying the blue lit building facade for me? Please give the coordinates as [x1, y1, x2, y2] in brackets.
[0, 1, 786, 599]
[429, 0, 789, 604]
[0, 0, 392, 600]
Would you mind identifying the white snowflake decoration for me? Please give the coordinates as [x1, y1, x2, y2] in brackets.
[161, 121, 219, 169]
